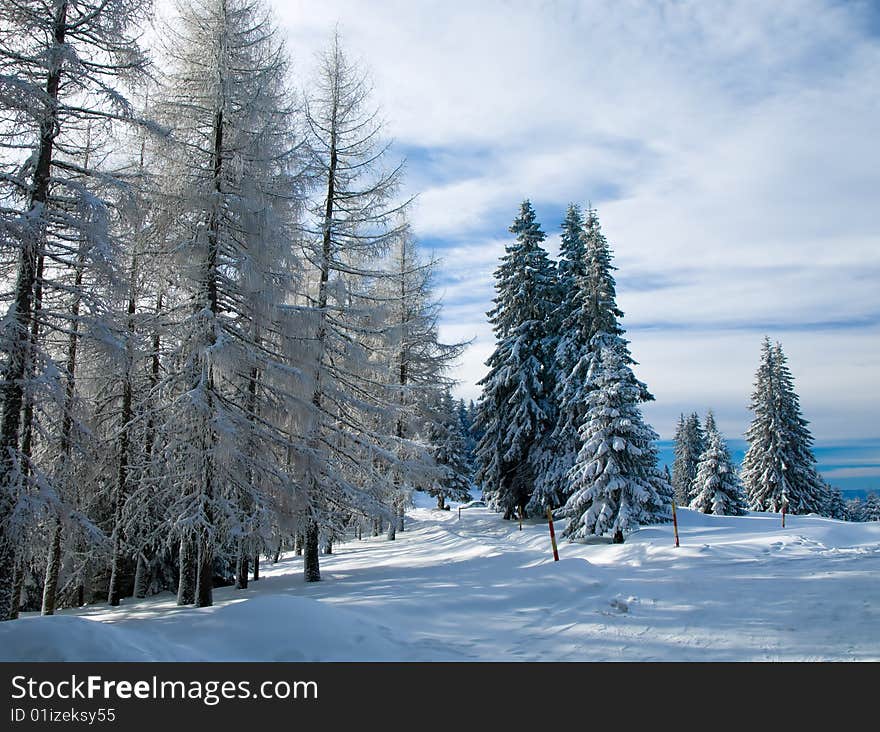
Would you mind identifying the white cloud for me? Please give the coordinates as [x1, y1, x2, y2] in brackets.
[269, 0, 880, 440]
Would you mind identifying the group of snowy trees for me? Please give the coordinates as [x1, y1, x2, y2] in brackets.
[473, 202, 671, 543]
[672, 411, 747, 516]
[845, 493, 880, 522]
[674, 339, 855, 521]
[0, 0, 467, 620]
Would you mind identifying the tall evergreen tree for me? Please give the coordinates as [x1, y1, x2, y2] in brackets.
[742, 339, 828, 515]
[530, 204, 588, 512]
[473, 201, 557, 519]
[689, 415, 747, 516]
[556, 209, 669, 542]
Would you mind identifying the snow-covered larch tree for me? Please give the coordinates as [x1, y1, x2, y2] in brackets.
[150, 0, 306, 606]
[299, 31, 412, 579]
[379, 223, 465, 536]
[0, 0, 152, 620]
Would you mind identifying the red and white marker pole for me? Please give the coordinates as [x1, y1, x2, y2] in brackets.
[671, 500, 680, 548]
[546, 508, 560, 562]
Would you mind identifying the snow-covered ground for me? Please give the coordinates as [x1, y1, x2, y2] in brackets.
[3, 499, 880, 661]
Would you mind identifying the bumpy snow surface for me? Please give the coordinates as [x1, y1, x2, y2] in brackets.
[4, 502, 880, 661]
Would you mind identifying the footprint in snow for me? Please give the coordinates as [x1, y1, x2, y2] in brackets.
[608, 598, 629, 614]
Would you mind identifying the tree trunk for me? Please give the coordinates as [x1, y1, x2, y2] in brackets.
[236, 540, 249, 589]
[0, 3, 68, 621]
[133, 553, 149, 599]
[176, 536, 196, 605]
[196, 537, 213, 607]
[387, 517, 396, 541]
[303, 520, 320, 582]
[252, 553, 259, 581]
[108, 218, 140, 607]
[324, 540, 332, 555]
[273, 539, 281, 564]
[8, 559, 24, 620]
[41, 519, 62, 615]
[294, 533, 303, 556]
[107, 371, 132, 605]
[373, 518, 380, 537]
[612, 529, 625, 544]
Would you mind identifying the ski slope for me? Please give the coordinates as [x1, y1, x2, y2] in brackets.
[3, 500, 880, 661]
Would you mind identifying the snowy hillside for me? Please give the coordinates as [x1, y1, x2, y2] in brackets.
[3, 504, 879, 661]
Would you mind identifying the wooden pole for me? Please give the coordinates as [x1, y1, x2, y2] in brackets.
[671, 500, 680, 548]
[458, 506, 461, 521]
[546, 508, 559, 562]
[782, 499, 787, 528]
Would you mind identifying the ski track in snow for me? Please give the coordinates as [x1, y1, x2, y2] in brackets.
[3, 502, 880, 661]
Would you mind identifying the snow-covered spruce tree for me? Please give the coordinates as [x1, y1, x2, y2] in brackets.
[529, 204, 589, 513]
[556, 210, 669, 543]
[0, 0, 153, 619]
[299, 32, 413, 579]
[671, 412, 705, 505]
[150, 0, 306, 606]
[473, 201, 557, 519]
[844, 497, 864, 522]
[861, 493, 880, 522]
[741, 338, 828, 515]
[689, 414, 747, 516]
[425, 389, 472, 510]
[558, 338, 671, 542]
[824, 483, 847, 520]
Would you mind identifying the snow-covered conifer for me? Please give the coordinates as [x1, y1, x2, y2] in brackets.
[672, 413, 705, 505]
[425, 390, 473, 509]
[558, 338, 670, 542]
[0, 0, 152, 619]
[473, 201, 557, 519]
[825, 484, 847, 520]
[149, 0, 307, 605]
[530, 204, 589, 512]
[861, 493, 880, 522]
[689, 416, 747, 516]
[556, 209, 669, 542]
[742, 339, 827, 515]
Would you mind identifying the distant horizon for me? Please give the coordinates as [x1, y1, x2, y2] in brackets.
[654, 438, 880, 497]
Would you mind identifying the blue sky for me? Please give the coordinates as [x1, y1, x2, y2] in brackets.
[271, 0, 880, 492]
